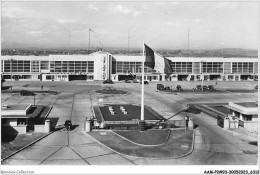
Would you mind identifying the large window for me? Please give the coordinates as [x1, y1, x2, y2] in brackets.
[41, 61, 49, 70]
[50, 61, 94, 73]
[202, 62, 223, 73]
[171, 62, 192, 73]
[115, 61, 153, 74]
[232, 62, 253, 73]
[31, 61, 39, 72]
[3, 60, 30, 72]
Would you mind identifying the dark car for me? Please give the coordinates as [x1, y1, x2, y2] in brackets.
[140, 81, 149, 85]
[208, 85, 215, 90]
[176, 85, 183, 91]
[157, 84, 164, 91]
[20, 90, 35, 96]
[64, 120, 72, 130]
[103, 79, 114, 84]
[255, 85, 258, 89]
[203, 85, 208, 91]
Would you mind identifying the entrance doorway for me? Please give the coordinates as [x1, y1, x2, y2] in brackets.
[210, 75, 221, 80]
[68, 75, 87, 81]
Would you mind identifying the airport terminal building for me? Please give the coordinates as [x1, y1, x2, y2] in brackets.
[1, 52, 258, 82]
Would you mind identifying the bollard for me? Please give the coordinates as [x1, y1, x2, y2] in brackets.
[188, 118, 194, 130]
[223, 117, 230, 130]
[85, 119, 91, 132]
[44, 119, 51, 133]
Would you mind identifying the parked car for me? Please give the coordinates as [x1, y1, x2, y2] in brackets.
[176, 85, 183, 92]
[208, 85, 215, 90]
[255, 85, 258, 89]
[157, 84, 164, 91]
[64, 120, 72, 131]
[20, 90, 35, 96]
[140, 81, 149, 85]
[193, 85, 208, 91]
[103, 79, 114, 84]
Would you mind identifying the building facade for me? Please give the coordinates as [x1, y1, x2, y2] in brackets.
[1, 52, 258, 82]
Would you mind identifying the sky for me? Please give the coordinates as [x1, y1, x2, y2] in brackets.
[1, 1, 258, 50]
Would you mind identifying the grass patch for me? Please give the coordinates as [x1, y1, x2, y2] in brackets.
[114, 129, 170, 145]
[1, 133, 47, 159]
[89, 130, 193, 158]
[96, 89, 127, 94]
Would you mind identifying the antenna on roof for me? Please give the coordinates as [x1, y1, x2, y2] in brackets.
[187, 28, 190, 51]
[68, 30, 70, 55]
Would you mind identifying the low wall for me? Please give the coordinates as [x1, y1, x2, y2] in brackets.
[243, 122, 258, 132]
[171, 120, 185, 127]
[34, 125, 45, 132]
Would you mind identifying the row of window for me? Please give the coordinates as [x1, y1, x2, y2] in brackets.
[3, 60, 30, 72]
[112, 61, 154, 74]
[1, 60, 257, 74]
[49, 61, 94, 73]
[171, 62, 193, 73]
[232, 62, 253, 73]
[202, 62, 223, 73]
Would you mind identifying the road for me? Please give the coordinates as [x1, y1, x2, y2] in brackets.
[1, 80, 258, 165]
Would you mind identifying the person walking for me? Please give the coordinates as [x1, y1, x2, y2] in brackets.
[185, 115, 189, 130]
[41, 85, 43, 90]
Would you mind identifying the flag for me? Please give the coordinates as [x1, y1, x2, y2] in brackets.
[144, 44, 172, 76]
[89, 28, 94, 33]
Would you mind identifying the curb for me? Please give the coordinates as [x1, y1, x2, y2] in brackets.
[1, 131, 54, 162]
[87, 129, 195, 160]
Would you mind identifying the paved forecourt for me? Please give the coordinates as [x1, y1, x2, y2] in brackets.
[1, 80, 258, 165]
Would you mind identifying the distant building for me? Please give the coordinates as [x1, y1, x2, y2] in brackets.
[1, 52, 258, 82]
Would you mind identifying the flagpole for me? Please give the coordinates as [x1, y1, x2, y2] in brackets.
[88, 29, 90, 54]
[141, 41, 145, 121]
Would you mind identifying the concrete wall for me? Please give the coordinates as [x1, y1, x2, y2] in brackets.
[252, 115, 258, 122]
[243, 121, 258, 132]
[34, 125, 45, 132]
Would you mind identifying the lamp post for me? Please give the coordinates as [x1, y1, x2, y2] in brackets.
[201, 61, 205, 91]
[10, 59, 14, 81]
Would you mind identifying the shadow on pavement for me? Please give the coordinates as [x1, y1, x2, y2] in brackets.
[1, 127, 19, 142]
[71, 125, 79, 130]
[248, 141, 258, 146]
[184, 107, 201, 114]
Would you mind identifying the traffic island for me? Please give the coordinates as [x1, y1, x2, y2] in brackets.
[95, 88, 127, 95]
[89, 129, 194, 159]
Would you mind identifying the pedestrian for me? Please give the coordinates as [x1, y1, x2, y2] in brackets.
[216, 81, 218, 85]
[41, 85, 43, 90]
[185, 115, 189, 130]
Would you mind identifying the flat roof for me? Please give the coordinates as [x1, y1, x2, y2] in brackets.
[2, 55, 258, 63]
[1, 115, 28, 119]
[1, 104, 29, 111]
[236, 102, 258, 108]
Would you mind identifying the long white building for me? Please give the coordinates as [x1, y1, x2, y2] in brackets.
[1, 52, 258, 82]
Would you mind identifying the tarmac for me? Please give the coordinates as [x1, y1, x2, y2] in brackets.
[1, 80, 258, 165]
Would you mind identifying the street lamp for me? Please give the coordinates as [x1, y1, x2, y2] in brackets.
[10, 59, 14, 81]
[201, 61, 205, 91]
